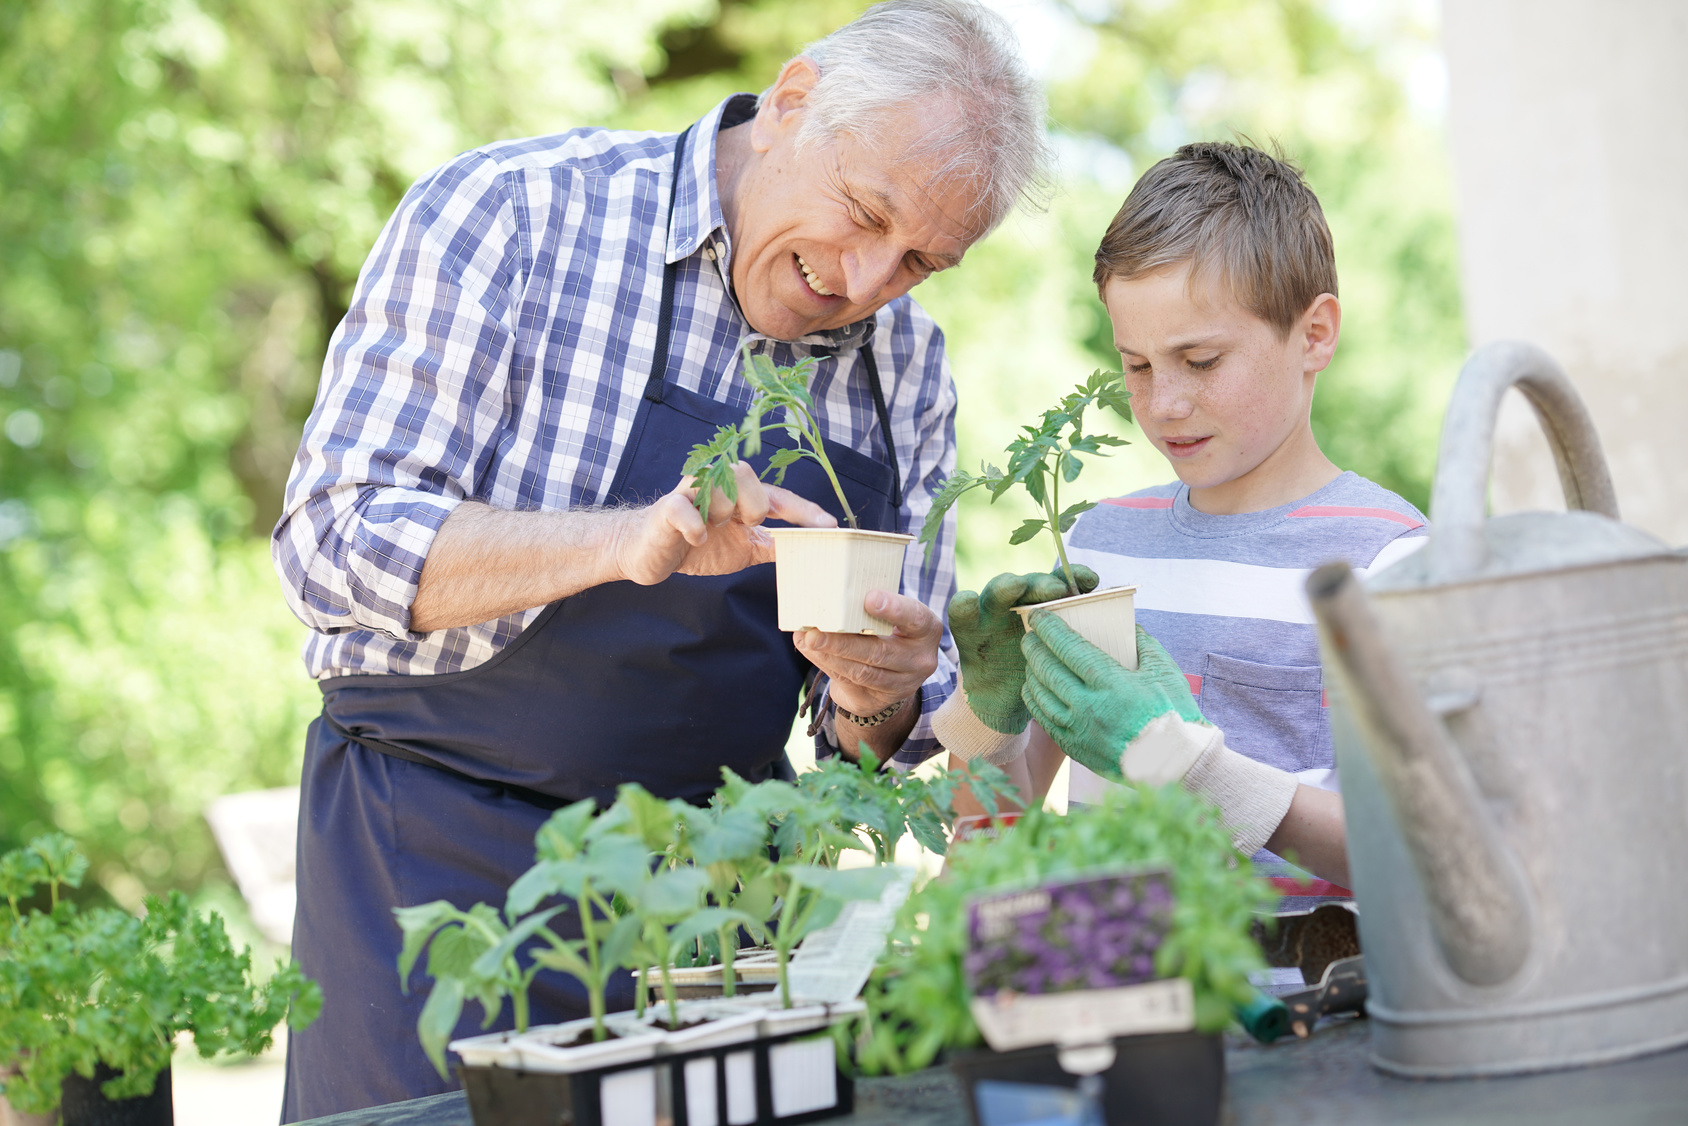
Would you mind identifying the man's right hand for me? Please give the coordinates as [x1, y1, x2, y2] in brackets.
[611, 461, 836, 586]
[946, 565, 1099, 733]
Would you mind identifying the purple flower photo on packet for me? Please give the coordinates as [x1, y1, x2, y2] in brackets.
[965, 867, 1175, 998]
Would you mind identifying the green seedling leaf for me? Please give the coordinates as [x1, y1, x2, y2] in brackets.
[506, 859, 587, 917]
[1007, 519, 1047, 545]
[394, 901, 463, 991]
[1058, 501, 1097, 533]
[426, 907, 502, 982]
[585, 835, 658, 895]
[535, 799, 597, 862]
[470, 906, 566, 980]
[667, 907, 763, 955]
[417, 976, 467, 1079]
[600, 913, 641, 970]
[629, 866, 711, 919]
[1061, 450, 1083, 482]
[689, 806, 770, 866]
[786, 863, 897, 902]
[531, 938, 591, 981]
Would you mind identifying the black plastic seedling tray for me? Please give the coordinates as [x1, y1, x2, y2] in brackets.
[458, 1027, 853, 1126]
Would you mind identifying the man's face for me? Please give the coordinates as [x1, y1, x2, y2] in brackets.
[1102, 264, 1338, 504]
[723, 61, 986, 340]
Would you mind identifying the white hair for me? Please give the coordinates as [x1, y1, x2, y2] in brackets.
[777, 0, 1052, 233]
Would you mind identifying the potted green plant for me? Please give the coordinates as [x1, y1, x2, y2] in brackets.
[0, 834, 320, 1125]
[402, 773, 911, 1126]
[919, 370, 1139, 667]
[683, 352, 914, 636]
[851, 784, 1276, 1126]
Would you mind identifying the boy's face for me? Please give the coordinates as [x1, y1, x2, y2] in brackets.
[1102, 263, 1341, 513]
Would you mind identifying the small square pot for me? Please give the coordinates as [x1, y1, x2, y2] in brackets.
[1012, 585, 1138, 669]
[950, 1030, 1222, 1126]
[768, 529, 915, 635]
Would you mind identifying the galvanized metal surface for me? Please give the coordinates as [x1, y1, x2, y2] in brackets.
[1311, 341, 1688, 1076]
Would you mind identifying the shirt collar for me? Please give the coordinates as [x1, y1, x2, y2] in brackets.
[666, 94, 878, 352]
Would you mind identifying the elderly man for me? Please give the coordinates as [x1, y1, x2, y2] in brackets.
[271, 0, 1046, 1116]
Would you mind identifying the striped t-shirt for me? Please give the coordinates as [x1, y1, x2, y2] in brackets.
[1061, 471, 1427, 829]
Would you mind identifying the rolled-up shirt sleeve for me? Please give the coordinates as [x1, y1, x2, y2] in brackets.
[272, 152, 521, 642]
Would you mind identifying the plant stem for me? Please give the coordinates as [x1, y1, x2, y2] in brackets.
[580, 880, 606, 1042]
[792, 404, 859, 529]
[773, 884, 805, 1010]
[1047, 452, 1079, 597]
[512, 981, 530, 1033]
[719, 922, 737, 998]
[660, 956, 679, 1030]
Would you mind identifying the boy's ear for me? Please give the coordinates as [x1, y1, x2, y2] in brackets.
[1301, 293, 1342, 376]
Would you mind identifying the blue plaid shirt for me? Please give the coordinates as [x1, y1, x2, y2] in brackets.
[272, 95, 960, 767]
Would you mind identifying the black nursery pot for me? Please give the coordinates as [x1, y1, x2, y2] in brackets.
[949, 1031, 1222, 1126]
[58, 1065, 172, 1126]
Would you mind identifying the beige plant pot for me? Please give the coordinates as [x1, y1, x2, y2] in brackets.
[768, 529, 915, 636]
[1012, 585, 1139, 670]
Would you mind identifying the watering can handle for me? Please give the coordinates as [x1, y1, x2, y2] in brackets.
[1427, 341, 1620, 582]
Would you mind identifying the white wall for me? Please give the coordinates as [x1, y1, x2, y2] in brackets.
[1441, 0, 1688, 543]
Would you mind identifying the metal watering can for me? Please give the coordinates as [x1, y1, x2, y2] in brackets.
[1307, 341, 1688, 1077]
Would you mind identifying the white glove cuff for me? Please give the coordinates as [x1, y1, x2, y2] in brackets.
[932, 684, 1029, 766]
[1177, 723, 1300, 855]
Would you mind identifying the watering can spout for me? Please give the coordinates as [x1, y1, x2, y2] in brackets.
[1307, 562, 1533, 988]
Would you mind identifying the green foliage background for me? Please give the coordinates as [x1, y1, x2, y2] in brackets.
[0, 0, 1463, 905]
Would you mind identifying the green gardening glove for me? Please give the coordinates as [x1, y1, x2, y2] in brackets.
[947, 565, 1099, 733]
[1020, 616, 1206, 780]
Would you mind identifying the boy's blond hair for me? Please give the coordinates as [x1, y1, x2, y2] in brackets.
[1093, 142, 1337, 337]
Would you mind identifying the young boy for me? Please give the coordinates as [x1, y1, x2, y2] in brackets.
[934, 142, 1427, 895]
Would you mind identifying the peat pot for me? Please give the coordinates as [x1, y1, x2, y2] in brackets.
[1012, 585, 1139, 669]
[950, 1031, 1222, 1126]
[768, 529, 914, 636]
[1308, 341, 1688, 1077]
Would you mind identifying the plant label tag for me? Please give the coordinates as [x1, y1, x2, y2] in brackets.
[969, 978, 1195, 1052]
[787, 865, 915, 1003]
[964, 866, 1189, 1051]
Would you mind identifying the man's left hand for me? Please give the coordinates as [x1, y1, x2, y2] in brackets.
[795, 590, 942, 718]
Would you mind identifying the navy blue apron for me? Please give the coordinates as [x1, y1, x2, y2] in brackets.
[281, 127, 904, 1121]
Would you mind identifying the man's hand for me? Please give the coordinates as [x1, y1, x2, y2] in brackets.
[795, 590, 942, 718]
[612, 462, 835, 586]
[948, 565, 1098, 733]
[1021, 617, 1205, 782]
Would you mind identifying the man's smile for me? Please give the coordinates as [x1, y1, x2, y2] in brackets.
[795, 253, 837, 298]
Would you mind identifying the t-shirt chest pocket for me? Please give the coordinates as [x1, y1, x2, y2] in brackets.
[1196, 652, 1332, 775]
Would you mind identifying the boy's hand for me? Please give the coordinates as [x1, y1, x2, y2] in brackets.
[947, 566, 1099, 733]
[1021, 617, 1206, 782]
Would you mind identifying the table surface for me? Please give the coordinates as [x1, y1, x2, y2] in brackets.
[298, 1017, 1688, 1126]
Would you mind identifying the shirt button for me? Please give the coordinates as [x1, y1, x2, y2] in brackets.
[702, 245, 716, 261]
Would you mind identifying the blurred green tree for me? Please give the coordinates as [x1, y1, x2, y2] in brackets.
[0, 0, 1465, 903]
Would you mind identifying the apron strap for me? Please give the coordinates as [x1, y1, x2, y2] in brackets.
[860, 346, 902, 510]
[644, 125, 694, 405]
